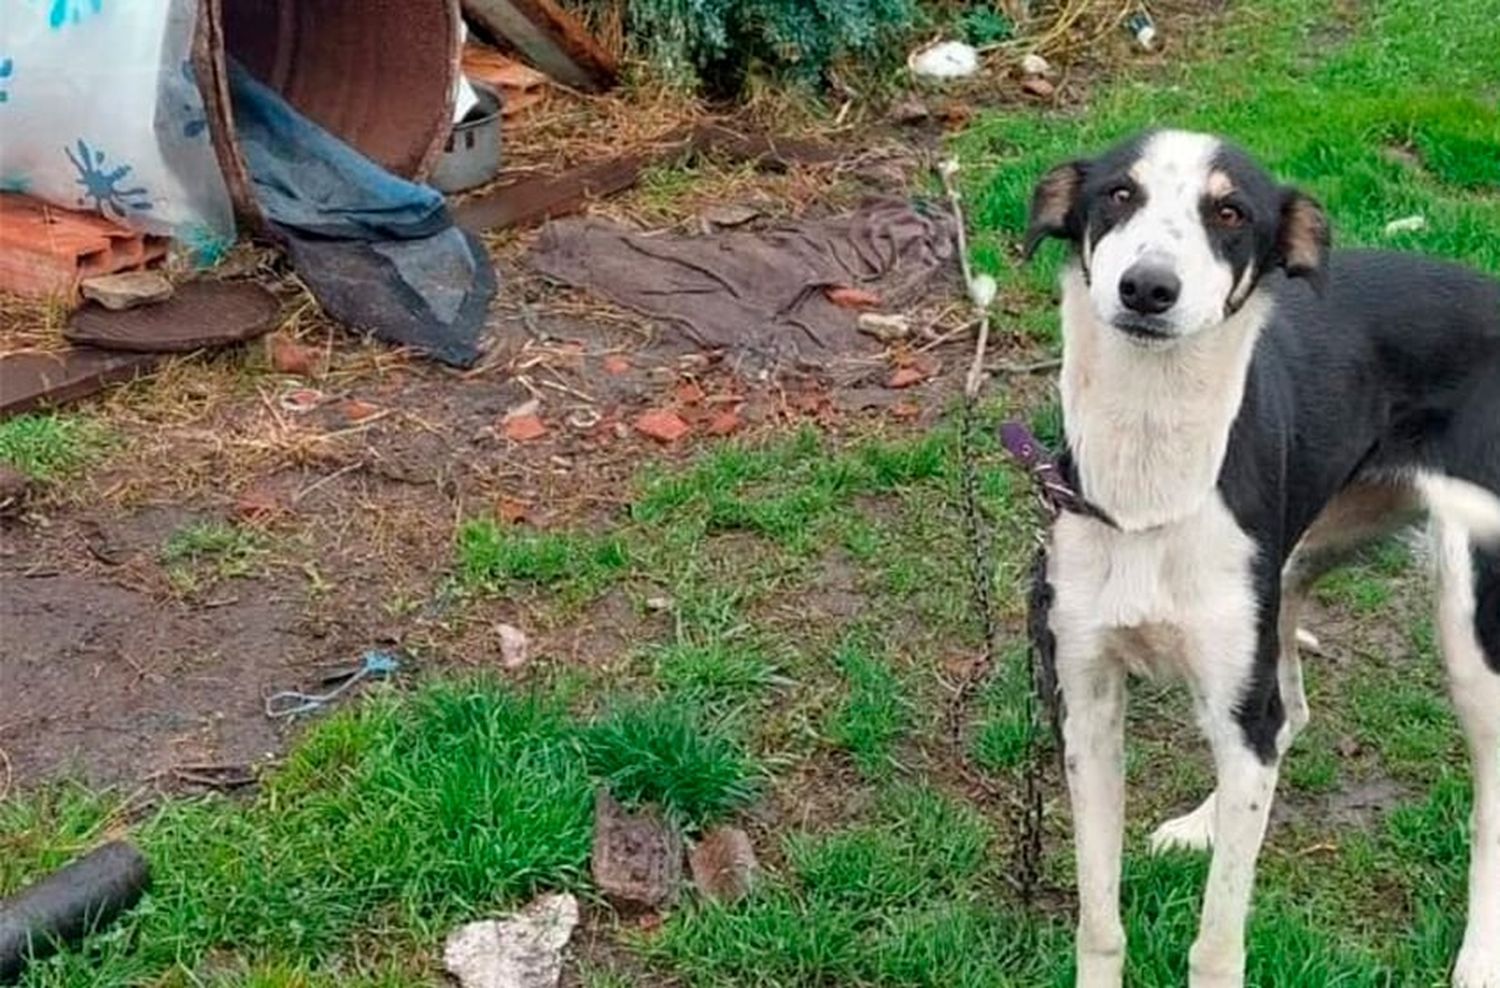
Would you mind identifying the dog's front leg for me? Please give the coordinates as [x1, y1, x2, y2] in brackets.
[1185, 599, 1284, 988]
[1057, 628, 1128, 986]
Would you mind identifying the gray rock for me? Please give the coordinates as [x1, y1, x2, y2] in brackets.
[443, 893, 579, 988]
[591, 788, 682, 909]
[689, 826, 759, 903]
[79, 271, 174, 311]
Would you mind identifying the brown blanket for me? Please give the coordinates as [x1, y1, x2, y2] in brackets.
[528, 198, 957, 359]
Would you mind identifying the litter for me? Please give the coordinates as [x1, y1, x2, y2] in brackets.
[1021, 53, 1052, 77]
[430, 83, 506, 194]
[0, 350, 159, 421]
[1126, 10, 1158, 50]
[264, 650, 401, 720]
[908, 41, 981, 81]
[229, 62, 496, 368]
[529, 198, 956, 362]
[0, 841, 150, 984]
[1384, 214, 1427, 236]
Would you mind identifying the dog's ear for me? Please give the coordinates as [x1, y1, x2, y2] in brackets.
[1277, 188, 1330, 292]
[1023, 160, 1088, 260]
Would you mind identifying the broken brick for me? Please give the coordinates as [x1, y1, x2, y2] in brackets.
[705, 409, 741, 436]
[673, 380, 706, 405]
[603, 354, 632, 375]
[591, 789, 683, 909]
[689, 827, 759, 904]
[235, 486, 284, 524]
[635, 409, 691, 443]
[886, 366, 930, 389]
[338, 399, 382, 423]
[825, 285, 882, 309]
[890, 400, 922, 420]
[504, 414, 549, 442]
[269, 336, 322, 377]
[496, 496, 532, 524]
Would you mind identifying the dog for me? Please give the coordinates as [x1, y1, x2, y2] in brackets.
[1022, 129, 1500, 987]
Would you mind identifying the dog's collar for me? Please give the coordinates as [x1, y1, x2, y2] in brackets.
[999, 422, 1121, 529]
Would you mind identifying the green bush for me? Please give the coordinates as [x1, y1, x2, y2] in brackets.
[592, 0, 923, 92]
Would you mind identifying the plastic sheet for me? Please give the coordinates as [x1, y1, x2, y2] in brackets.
[0, 0, 235, 259]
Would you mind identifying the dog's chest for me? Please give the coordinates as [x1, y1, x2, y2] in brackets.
[1047, 495, 1259, 677]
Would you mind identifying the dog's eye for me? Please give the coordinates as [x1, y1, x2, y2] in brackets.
[1216, 203, 1246, 227]
[1109, 185, 1133, 204]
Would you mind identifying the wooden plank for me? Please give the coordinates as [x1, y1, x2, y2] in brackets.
[462, 0, 617, 92]
[454, 124, 839, 233]
[0, 350, 159, 420]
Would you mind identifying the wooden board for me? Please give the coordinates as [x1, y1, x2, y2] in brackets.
[462, 0, 617, 92]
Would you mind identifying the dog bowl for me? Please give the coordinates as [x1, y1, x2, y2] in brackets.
[429, 82, 503, 194]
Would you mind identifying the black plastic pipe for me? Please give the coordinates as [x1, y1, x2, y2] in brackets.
[0, 841, 150, 983]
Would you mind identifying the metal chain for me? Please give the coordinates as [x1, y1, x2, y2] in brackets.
[949, 390, 1048, 905]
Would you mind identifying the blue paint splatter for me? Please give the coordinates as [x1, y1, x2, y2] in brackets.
[0, 58, 13, 103]
[42, 0, 103, 29]
[65, 139, 153, 217]
[0, 174, 32, 194]
[178, 61, 208, 138]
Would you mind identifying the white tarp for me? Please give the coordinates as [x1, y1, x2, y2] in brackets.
[0, 0, 235, 260]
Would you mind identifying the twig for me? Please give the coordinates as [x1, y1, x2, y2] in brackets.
[938, 161, 992, 398]
[988, 357, 1063, 375]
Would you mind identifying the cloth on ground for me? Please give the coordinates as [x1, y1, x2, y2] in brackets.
[527, 199, 957, 359]
[228, 62, 494, 367]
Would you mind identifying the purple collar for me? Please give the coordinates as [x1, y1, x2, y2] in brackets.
[999, 422, 1119, 528]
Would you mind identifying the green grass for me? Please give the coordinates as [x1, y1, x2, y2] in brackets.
[0, 413, 109, 480]
[456, 518, 629, 597]
[826, 635, 912, 780]
[161, 520, 269, 594]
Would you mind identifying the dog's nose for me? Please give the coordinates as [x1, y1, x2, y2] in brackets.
[1119, 264, 1181, 315]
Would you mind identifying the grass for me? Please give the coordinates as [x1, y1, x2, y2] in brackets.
[4, 0, 1495, 984]
[161, 520, 269, 594]
[0, 413, 109, 479]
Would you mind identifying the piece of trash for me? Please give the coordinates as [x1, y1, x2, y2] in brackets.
[0, 841, 150, 984]
[968, 273, 998, 310]
[566, 409, 602, 431]
[887, 365, 931, 389]
[689, 827, 759, 904]
[1126, 10, 1158, 50]
[1383, 214, 1427, 236]
[504, 414, 549, 443]
[79, 271, 174, 312]
[444, 893, 579, 988]
[268, 336, 323, 377]
[635, 409, 691, 444]
[430, 81, 504, 195]
[504, 398, 542, 422]
[264, 650, 399, 720]
[645, 595, 673, 612]
[857, 312, 912, 342]
[889, 95, 932, 125]
[1020, 53, 1052, 77]
[1021, 76, 1056, 99]
[279, 388, 325, 414]
[592, 789, 683, 909]
[826, 286, 883, 309]
[701, 204, 763, 228]
[908, 40, 981, 81]
[496, 623, 530, 670]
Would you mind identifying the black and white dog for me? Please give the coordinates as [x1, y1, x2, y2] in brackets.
[1023, 130, 1500, 987]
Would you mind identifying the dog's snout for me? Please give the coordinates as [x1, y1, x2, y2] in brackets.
[1119, 263, 1181, 316]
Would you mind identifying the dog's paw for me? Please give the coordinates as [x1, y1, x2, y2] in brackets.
[1149, 793, 1215, 854]
[1454, 945, 1500, 988]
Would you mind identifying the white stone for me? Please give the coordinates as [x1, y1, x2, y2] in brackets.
[908, 41, 980, 81]
[443, 893, 580, 988]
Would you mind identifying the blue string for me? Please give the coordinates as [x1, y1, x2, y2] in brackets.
[265, 650, 400, 720]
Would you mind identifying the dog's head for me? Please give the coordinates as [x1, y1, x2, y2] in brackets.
[1024, 130, 1329, 344]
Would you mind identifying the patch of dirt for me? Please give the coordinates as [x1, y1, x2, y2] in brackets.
[0, 571, 307, 786]
[1274, 775, 1407, 831]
